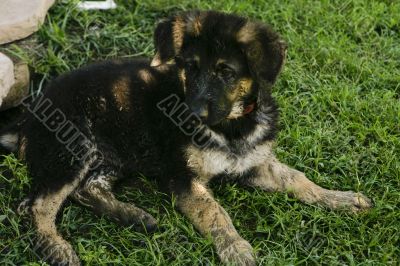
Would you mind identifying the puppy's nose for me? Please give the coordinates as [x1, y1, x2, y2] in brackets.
[193, 105, 208, 122]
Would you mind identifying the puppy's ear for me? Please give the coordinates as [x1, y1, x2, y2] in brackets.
[237, 22, 287, 90]
[152, 11, 203, 67]
[151, 19, 176, 67]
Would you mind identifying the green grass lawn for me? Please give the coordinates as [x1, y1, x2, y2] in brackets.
[1, 0, 399, 265]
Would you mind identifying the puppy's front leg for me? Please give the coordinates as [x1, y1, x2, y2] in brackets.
[247, 158, 372, 212]
[176, 181, 256, 266]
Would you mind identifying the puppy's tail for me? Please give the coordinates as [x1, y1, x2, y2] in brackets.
[0, 119, 22, 155]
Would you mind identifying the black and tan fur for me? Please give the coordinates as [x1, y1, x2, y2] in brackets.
[0, 11, 371, 265]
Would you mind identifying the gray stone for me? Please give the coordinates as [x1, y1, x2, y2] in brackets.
[0, 0, 55, 44]
[0, 62, 30, 111]
[0, 53, 15, 106]
[0, 53, 30, 110]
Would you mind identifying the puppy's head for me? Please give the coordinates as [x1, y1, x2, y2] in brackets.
[152, 10, 287, 126]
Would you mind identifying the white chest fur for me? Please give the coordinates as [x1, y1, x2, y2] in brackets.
[185, 142, 274, 181]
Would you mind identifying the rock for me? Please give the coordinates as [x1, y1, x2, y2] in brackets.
[0, 62, 30, 111]
[0, 53, 15, 106]
[0, 53, 30, 111]
[0, 0, 55, 44]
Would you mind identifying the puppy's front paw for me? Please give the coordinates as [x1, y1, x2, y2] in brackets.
[345, 191, 373, 212]
[34, 236, 80, 266]
[218, 238, 256, 266]
[324, 190, 372, 213]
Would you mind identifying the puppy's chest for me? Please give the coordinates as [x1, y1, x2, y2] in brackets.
[185, 142, 273, 182]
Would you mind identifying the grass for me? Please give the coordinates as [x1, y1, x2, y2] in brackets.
[0, 0, 399, 265]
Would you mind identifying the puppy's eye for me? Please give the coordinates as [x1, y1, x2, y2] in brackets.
[217, 64, 236, 80]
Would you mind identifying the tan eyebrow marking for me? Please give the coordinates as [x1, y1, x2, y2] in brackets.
[238, 78, 253, 96]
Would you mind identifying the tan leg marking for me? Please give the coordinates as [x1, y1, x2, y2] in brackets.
[32, 180, 81, 266]
[176, 181, 255, 265]
[249, 159, 372, 212]
[30, 157, 98, 265]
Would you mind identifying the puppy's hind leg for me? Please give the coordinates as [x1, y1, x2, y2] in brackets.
[72, 171, 157, 232]
[31, 179, 82, 266]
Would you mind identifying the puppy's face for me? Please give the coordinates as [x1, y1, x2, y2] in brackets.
[176, 39, 253, 125]
[152, 11, 287, 126]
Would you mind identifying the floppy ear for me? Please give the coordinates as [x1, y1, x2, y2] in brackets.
[152, 11, 204, 67]
[237, 22, 287, 91]
[151, 19, 176, 67]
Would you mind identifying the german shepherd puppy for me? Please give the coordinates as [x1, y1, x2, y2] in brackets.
[0, 11, 371, 265]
